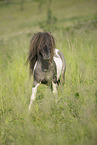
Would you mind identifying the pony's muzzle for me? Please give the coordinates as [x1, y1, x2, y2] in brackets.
[43, 53, 50, 60]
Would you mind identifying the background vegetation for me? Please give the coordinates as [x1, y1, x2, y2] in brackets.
[0, 0, 97, 145]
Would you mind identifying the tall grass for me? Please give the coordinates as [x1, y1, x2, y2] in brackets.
[0, 24, 97, 145]
[0, 0, 97, 145]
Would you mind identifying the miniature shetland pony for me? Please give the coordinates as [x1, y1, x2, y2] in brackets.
[27, 32, 66, 110]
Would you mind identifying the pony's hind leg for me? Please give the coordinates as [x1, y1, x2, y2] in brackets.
[52, 82, 58, 94]
[29, 83, 40, 110]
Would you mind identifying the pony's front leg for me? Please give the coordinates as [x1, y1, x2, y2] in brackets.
[29, 83, 40, 110]
[52, 82, 58, 94]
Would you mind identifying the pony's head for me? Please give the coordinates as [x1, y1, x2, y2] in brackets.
[27, 32, 55, 74]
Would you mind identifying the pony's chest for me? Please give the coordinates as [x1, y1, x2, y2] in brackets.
[44, 70, 54, 82]
[34, 62, 56, 83]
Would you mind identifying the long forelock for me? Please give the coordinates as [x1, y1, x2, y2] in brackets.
[37, 32, 55, 61]
[28, 32, 55, 74]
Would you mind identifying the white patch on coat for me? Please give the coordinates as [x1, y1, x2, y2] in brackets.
[53, 49, 62, 81]
[33, 61, 37, 73]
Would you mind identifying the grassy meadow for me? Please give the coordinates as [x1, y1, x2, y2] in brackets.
[0, 0, 97, 145]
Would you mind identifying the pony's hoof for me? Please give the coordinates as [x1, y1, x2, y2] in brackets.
[28, 105, 31, 110]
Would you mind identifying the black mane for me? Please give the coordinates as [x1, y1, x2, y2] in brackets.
[27, 32, 55, 74]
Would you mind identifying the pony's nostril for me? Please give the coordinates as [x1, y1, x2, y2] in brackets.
[43, 55, 50, 59]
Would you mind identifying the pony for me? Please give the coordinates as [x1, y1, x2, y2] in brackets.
[27, 32, 66, 110]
